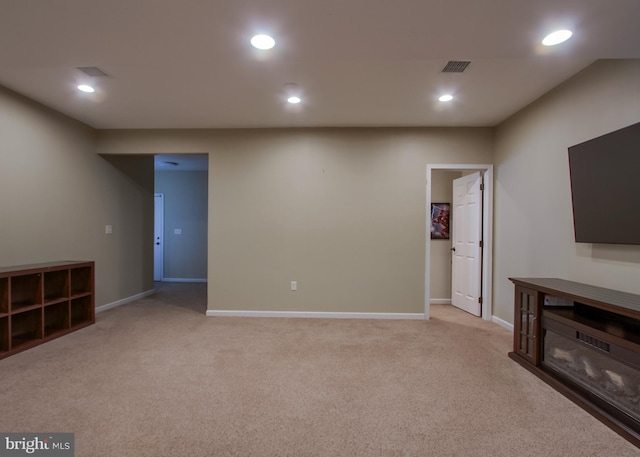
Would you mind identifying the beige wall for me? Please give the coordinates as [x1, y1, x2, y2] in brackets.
[6, 59, 638, 322]
[0, 86, 154, 307]
[97, 128, 493, 313]
[493, 59, 640, 323]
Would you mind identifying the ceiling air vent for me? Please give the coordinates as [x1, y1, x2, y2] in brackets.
[442, 61, 471, 73]
[77, 66, 109, 77]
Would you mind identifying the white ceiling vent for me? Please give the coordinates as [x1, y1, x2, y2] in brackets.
[77, 66, 109, 77]
[442, 61, 471, 73]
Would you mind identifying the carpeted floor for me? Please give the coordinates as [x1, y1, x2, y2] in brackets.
[0, 282, 638, 456]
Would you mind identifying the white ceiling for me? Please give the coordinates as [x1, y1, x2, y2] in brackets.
[1, 1, 639, 130]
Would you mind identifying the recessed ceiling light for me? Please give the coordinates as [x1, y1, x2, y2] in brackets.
[287, 96, 301, 104]
[439, 94, 453, 102]
[542, 30, 573, 46]
[77, 84, 95, 93]
[251, 34, 275, 50]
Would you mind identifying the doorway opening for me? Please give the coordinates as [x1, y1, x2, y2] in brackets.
[425, 164, 493, 320]
[154, 153, 209, 284]
[154, 193, 164, 281]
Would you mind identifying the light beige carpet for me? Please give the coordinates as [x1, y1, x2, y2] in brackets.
[1, 282, 638, 456]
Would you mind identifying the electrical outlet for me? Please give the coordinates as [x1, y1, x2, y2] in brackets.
[291, 281, 297, 291]
[105, 225, 113, 234]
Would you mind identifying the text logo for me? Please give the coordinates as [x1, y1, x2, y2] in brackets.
[0, 434, 74, 456]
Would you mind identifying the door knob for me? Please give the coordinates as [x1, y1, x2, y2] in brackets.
[451, 247, 456, 252]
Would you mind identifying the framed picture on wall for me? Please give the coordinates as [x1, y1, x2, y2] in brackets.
[430, 203, 450, 239]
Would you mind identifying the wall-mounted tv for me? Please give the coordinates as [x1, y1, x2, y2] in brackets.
[568, 121, 640, 245]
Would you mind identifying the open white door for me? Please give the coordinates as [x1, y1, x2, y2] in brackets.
[154, 193, 164, 281]
[451, 172, 483, 316]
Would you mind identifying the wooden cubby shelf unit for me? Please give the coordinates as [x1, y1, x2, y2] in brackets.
[0, 261, 94, 360]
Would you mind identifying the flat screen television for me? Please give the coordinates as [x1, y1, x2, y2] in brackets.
[568, 121, 640, 245]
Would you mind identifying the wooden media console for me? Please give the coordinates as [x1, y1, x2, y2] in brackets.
[509, 278, 640, 447]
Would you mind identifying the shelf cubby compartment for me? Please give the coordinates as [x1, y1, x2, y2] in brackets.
[0, 316, 9, 353]
[11, 308, 42, 349]
[0, 277, 8, 314]
[71, 296, 93, 328]
[44, 301, 70, 337]
[70, 267, 92, 296]
[0, 261, 94, 360]
[44, 269, 69, 303]
[10, 273, 42, 311]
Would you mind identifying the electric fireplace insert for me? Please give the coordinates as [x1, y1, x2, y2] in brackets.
[542, 304, 640, 433]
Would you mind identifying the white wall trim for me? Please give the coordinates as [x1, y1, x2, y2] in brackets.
[206, 310, 425, 320]
[430, 299, 452, 305]
[425, 164, 493, 321]
[161, 278, 207, 283]
[492, 315, 514, 332]
[96, 288, 156, 313]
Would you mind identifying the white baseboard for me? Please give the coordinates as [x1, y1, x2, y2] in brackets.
[206, 310, 425, 320]
[161, 278, 207, 283]
[96, 289, 156, 313]
[492, 315, 514, 332]
[430, 299, 452, 305]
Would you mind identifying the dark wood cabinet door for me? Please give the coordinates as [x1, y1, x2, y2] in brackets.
[514, 285, 541, 365]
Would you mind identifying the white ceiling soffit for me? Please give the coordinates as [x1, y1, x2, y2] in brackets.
[0, 0, 638, 129]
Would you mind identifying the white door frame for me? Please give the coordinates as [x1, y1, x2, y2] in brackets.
[425, 164, 493, 320]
